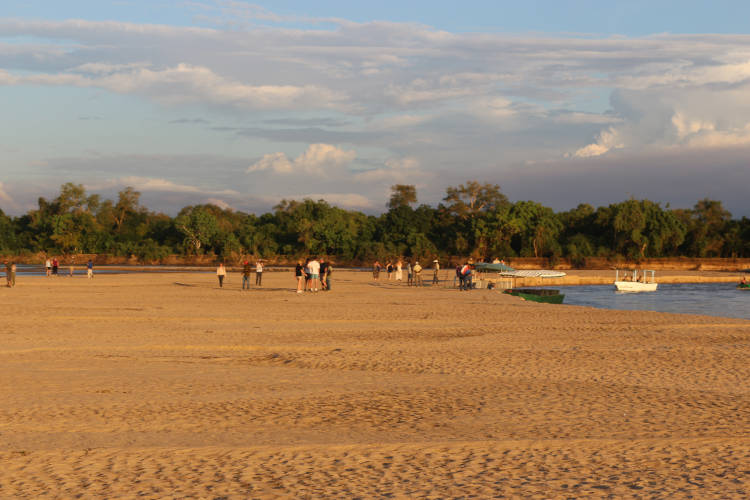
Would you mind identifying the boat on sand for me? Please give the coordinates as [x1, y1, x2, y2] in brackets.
[504, 288, 565, 304]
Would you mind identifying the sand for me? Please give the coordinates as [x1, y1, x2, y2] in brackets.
[1, 271, 748, 498]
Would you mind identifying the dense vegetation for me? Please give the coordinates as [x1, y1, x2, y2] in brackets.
[1, 182, 748, 264]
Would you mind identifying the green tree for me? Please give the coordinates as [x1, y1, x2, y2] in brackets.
[175, 206, 220, 254]
[387, 184, 417, 210]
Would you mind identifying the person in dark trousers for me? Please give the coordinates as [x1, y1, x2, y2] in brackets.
[456, 264, 464, 290]
[242, 260, 252, 290]
[216, 263, 226, 287]
[320, 260, 328, 290]
[324, 261, 333, 291]
[255, 259, 263, 286]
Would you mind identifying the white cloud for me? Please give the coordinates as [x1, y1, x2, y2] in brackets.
[90, 176, 240, 197]
[0, 182, 20, 211]
[573, 127, 625, 158]
[246, 152, 293, 174]
[247, 144, 356, 175]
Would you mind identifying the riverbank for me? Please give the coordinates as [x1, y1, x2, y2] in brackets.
[1, 271, 748, 497]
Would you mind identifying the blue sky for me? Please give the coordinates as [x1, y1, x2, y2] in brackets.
[2, 1, 750, 215]
[7, 1, 750, 35]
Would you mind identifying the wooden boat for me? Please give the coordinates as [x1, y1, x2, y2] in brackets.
[614, 269, 657, 292]
[504, 288, 565, 304]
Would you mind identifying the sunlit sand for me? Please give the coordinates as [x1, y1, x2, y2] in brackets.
[1, 271, 748, 497]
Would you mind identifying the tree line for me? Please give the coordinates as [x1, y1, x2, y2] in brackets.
[0, 181, 748, 264]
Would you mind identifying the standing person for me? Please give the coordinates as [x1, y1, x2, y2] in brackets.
[45, 257, 52, 277]
[4, 262, 11, 287]
[386, 261, 394, 280]
[308, 256, 321, 292]
[216, 262, 226, 288]
[242, 260, 252, 290]
[255, 259, 263, 286]
[406, 260, 413, 286]
[295, 260, 305, 294]
[456, 264, 464, 290]
[319, 260, 328, 290]
[324, 261, 333, 291]
[9, 262, 16, 287]
[304, 258, 312, 291]
[395, 260, 403, 282]
[372, 260, 381, 281]
[432, 260, 440, 285]
[68, 258, 75, 277]
[87, 259, 94, 279]
[52, 257, 58, 276]
[461, 262, 473, 290]
[413, 261, 423, 287]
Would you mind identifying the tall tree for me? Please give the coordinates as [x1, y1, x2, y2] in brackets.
[387, 184, 417, 209]
[444, 181, 508, 219]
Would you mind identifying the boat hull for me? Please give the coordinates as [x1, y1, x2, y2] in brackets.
[614, 281, 658, 292]
[504, 289, 565, 304]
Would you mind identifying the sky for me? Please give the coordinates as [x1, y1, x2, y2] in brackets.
[2, 1, 750, 216]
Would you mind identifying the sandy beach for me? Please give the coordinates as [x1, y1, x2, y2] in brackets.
[1, 270, 748, 498]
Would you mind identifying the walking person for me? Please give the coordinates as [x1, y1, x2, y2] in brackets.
[217, 262, 226, 288]
[295, 260, 305, 294]
[372, 260, 381, 281]
[52, 258, 58, 276]
[45, 257, 52, 277]
[432, 260, 440, 286]
[456, 264, 465, 290]
[386, 261, 394, 280]
[242, 260, 252, 290]
[4, 262, 11, 287]
[68, 258, 75, 277]
[395, 260, 403, 282]
[87, 259, 94, 279]
[255, 259, 263, 286]
[9, 262, 16, 287]
[413, 261, 423, 287]
[407, 261, 413, 286]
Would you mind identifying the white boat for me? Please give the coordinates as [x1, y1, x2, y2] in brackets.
[614, 269, 657, 292]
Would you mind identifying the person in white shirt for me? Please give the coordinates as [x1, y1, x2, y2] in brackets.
[255, 260, 263, 286]
[45, 258, 52, 277]
[216, 263, 226, 288]
[307, 257, 321, 292]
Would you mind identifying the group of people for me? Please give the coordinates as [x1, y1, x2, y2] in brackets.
[215, 259, 264, 289]
[456, 262, 474, 291]
[215, 258, 334, 293]
[295, 258, 332, 293]
[43, 257, 94, 278]
[372, 259, 441, 287]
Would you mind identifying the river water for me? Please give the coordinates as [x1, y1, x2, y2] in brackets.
[557, 283, 750, 321]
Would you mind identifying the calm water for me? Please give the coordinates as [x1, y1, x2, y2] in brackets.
[557, 283, 750, 321]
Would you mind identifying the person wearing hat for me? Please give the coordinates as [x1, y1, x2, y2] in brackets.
[413, 261, 423, 287]
[255, 259, 264, 286]
[242, 260, 252, 290]
[432, 259, 440, 285]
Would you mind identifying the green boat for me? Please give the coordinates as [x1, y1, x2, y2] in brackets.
[504, 288, 565, 304]
[738, 283, 750, 290]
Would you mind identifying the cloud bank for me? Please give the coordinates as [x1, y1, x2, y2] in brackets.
[2, 10, 750, 215]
